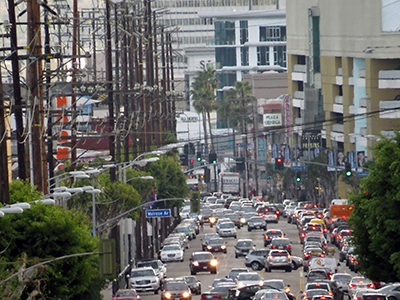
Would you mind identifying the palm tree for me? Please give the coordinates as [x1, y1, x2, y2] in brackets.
[191, 66, 218, 151]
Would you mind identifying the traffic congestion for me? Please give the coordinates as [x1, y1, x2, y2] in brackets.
[113, 195, 394, 300]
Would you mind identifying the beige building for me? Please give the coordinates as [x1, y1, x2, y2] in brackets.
[286, 0, 400, 197]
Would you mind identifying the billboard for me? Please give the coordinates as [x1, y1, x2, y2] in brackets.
[263, 113, 282, 127]
[382, 0, 400, 31]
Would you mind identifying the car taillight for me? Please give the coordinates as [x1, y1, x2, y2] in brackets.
[356, 297, 362, 300]
[349, 283, 356, 288]
[304, 253, 310, 258]
[367, 283, 374, 288]
[301, 233, 305, 238]
[271, 245, 276, 249]
[286, 245, 292, 249]
[356, 261, 359, 265]
[265, 235, 269, 240]
[323, 228, 328, 232]
[328, 292, 333, 296]
[276, 211, 280, 215]
[258, 213, 263, 216]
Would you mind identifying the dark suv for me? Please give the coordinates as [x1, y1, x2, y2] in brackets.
[270, 238, 292, 255]
[247, 216, 267, 231]
[234, 239, 256, 258]
[189, 251, 218, 275]
[161, 279, 192, 300]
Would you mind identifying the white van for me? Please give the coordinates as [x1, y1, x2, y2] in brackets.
[308, 257, 340, 274]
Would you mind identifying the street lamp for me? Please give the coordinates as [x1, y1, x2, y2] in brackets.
[87, 188, 102, 237]
[125, 176, 154, 183]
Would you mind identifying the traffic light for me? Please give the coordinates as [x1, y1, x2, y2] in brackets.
[345, 162, 352, 177]
[296, 172, 301, 182]
[236, 157, 245, 172]
[204, 168, 211, 183]
[189, 158, 194, 169]
[179, 153, 188, 166]
[208, 152, 217, 164]
[196, 151, 202, 162]
[275, 157, 284, 170]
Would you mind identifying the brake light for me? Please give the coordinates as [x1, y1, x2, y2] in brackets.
[286, 245, 292, 249]
[301, 233, 305, 238]
[328, 292, 333, 296]
[367, 283, 374, 288]
[265, 235, 269, 240]
[323, 228, 328, 232]
[276, 211, 280, 215]
[271, 245, 277, 249]
[258, 213, 263, 216]
[304, 253, 310, 259]
[349, 283, 356, 288]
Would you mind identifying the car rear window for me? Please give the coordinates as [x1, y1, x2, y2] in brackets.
[363, 296, 387, 300]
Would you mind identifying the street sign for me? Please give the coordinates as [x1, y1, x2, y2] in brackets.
[145, 209, 171, 218]
[292, 166, 308, 171]
[357, 171, 369, 178]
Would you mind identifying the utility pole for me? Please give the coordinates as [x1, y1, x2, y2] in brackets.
[252, 103, 259, 196]
[114, 3, 121, 164]
[70, 0, 78, 171]
[105, 0, 116, 181]
[7, 0, 27, 180]
[0, 68, 10, 204]
[27, 0, 45, 191]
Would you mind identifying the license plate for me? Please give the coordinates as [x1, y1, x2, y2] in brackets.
[203, 266, 208, 269]
[256, 226, 260, 228]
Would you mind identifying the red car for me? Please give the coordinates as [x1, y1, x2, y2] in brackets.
[113, 289, 141, 300]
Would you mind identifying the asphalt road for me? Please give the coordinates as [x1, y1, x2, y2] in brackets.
[131, 217, 357, 300]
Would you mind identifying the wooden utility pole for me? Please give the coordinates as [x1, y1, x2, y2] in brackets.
[70, 0, 78, 171]
[114, 3, 121, 164]
[0, 68, 10, 205]
[160, 27, 167, 144]
[7, 0, 27, 180]
[27, 0, 45, 191]
[105, 0, 116, 181]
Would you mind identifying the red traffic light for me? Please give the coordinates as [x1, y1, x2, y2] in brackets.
[276, 157, 283, 163]
[190, 159, 195, 163]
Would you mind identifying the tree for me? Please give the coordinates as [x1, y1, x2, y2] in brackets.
[348, 133, 400, 282]
[145, 155, 189, 207]
[0, 180, 101, 299]
[191, 65, 218, 150]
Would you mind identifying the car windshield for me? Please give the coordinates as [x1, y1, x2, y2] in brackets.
[165, 282, 188, 290]
[272, 239, 290, 245]
[238, 274, 261, 281]
[209, 239, 224, 245]
[229, 270, 248, 278]
[204, 234, 219, 241]
[271, 252, 288, 257]
[185, 277, 195, 283]
[333, 274, 352, 281]
[193, 253, 213, 260]
[237, 241, 253, 247]
[263, 292, 287, 300]
[220, 223, 234, 228]
[131, 269, 155, 277]
[263, 281, 285, 289]
[250, 217, 265, 222]
[116, 290, 137, 296]
[137, 261, 158, 269]
[163, 245, 181, 251]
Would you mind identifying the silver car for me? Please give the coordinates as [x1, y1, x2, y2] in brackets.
[330, 273, 352, 294]
[265, 250, 292, 272]
[244, 249, 270, 270]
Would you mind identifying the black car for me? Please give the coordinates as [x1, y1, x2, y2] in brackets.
[206, 238, 227, 253]
[161, 279, 192, 300]
[270, 238, 293, 255]
[201, 284, 237, 300]
[235, 239, 256, 258]
[201, 233, 220, 251]
[181, 276, 201, 295]
[247, 216, 267, 231]
[263, 229, 285, 247]
[189, 251, 218, 275]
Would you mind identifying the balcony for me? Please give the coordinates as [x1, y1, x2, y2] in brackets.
[379, 100, 400, 118]
[356, 69, 366, 87]
[378, 70, 400, 89]
[292, 64, 307, 82]
[332, 123, 344, 133]
[292, 91, 304, 109]
[335, 68, 343, 85]
[294, 117, 303, 125]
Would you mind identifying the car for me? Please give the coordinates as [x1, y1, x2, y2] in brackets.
[265, 250, 292, 272]
[174, 225, 196, 240]
[159, 244, 184, 262]
[136, 259, 167, 280]
[292, 255, 304, 270]
[112, 289, 141, 300]
[201, 283, 237, 300]
[181, 218, 201, 235]
[254, 289, 289, 300]
[235, 239, 256, 258]
[201, 233, 220, 251]
[161, 279, 192, 300]
[348, 277, 375, 299]
[351, 289, 380, 300]
[331, 273, 352, 294]
[376, 283, 400, 300]
[225, 213, 243, 228]
[189, 251, 218, 275]
[211, 277, 235, 288]
[306, 268, 331, 282]
[312, 296, 334, 300]
[206, 238, 228, 253]
[180, 276, 201, 295]
[128, 267, 161, 294]
[263, 229, 285, 247]
[218, 221, 238, 238]
[216, 218, 232, 233]
[235, 272, 263, 288]
[339, 246, 351, 262]
[227, 267, 249, 280]
[304, 281, 344, 300]
[270, 238, 293, 254]
[263, 279, 295, 300]
[265, 211, 279, 223]
[245, 249, 270, 270]
[247, 216, 267, 231]
[301, 289, 332, 300]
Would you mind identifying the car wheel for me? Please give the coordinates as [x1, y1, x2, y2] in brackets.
[235, 254, 238, 258]
[211, 269, 217, 274]
[181, 258, 184, 262]
[224, 250, 227, 254]
[264, 243, 267, 247]
[388, 297, 396, 300]
[234, 235, 237, 239]
[248, 228, 251, 232]
[191, 270, 196, 275]
[154, 289, 159, 295]
[286, 267, 292, 272]
[265, 267, 271, 272]
[251, 261, 262, 271]
[198, 288, 202, 295]
[210, 224, 213, 228]
[292, 261, 297, 270]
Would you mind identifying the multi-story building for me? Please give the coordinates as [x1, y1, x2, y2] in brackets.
[286, 0, 400, 196]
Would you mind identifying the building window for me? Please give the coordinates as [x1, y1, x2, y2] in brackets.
[241, 47, 249, 66]
[240, 20, 248, 44]
[259, 26, 286, 42]
[273, 46, 287, 67]
[257, 46, 269, 66]
[215, 21, 235, 45]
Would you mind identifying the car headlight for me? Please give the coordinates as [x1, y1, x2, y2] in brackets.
[240, 218, 246, 223]
[193, 261, 199, 266]
[258, 281, 263, 286]
[198, 215, 202, 220]
[221, 245, 226, 249]
[151, 279, 157, 283]
[209, 217, 216, 223]
[238, 282, 245, 288]
[210, 259, 218, 266]
[164, 292, 172, 299]
[182, 291, 190, 298]
[207, 245, 212, 250]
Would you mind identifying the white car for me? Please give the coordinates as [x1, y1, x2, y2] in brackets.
[215, 218, 231, 233]
[218, 221, 237, 238]
[160, 244, 184, 262]
[235, 272, 263, 288]
[348, 276, 375, 299]
[128, 267, 161, 294]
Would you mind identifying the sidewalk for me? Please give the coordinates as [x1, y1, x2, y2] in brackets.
[101, 282, 113, 299]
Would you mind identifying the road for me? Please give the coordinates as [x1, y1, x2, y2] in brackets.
[130, 217, 357, 300]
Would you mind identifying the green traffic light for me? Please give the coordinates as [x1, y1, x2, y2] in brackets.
[197, 157, 201, 162]
[346, 170, 352, 177]
[296, 177, 301, 182]
[213, 160, 217, 164]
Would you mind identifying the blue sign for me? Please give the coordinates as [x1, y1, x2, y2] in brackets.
[357, 172, 369, 178]
[292, 166, 308, 171]
[145, 209, 171, 218]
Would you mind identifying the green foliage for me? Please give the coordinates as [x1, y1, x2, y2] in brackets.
[8, 179, 42, 204]
[145, 155, 189, 207]
[348, 132, 400, 282]
[0, 203, 100, 299]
